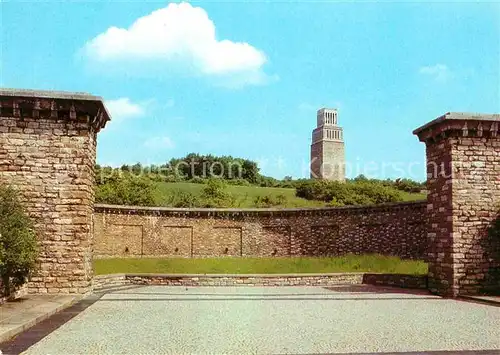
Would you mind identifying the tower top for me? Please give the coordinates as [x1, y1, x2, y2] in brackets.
[317, 107, 338, 114]
[316, 107, 339, 127]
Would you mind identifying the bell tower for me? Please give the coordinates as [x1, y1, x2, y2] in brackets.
[310, 108, 345, 181]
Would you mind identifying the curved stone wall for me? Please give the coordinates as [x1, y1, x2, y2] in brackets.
[92, 273, 428, 290]
[93, 200, 428, 260]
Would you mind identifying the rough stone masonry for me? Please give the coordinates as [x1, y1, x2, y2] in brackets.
[0, 89, 110, 294]
[1, 88, 499, 299]
[93, 201, 427, 260]
[414, 112, 500, 296]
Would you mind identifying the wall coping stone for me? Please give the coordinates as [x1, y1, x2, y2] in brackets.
[0, 88, 111, 131]
[112, 272, 369, 278]
[95, 200, 426, 217]
[413, 112, 500, 134]
[0, 88, 103, 101]
[95, 272, 425, 278]
[413, 112, 499, 142]
[94, 273, 127, 279]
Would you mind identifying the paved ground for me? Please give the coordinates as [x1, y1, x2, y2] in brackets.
[0, 294, 78, 343]
[5, 285, 500, 354]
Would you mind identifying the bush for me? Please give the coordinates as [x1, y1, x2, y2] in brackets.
[147, 173, 167, 183]
[295, 180, 336, 201]
[201, 179, 235, 208]
[226, 178, 251, 186]
[257, 175, 280, 187]
[296, 180, 404, 206]
[167, 190, 200, 208]
[393, 178, 426, 193]
[350, 182, 403, 204]
[190, 177, 207, 184]
[96, 175, 156, 206]
[164, 175, 183, 183]
[253, 194, 288, 208]
[0, 186, 38, 297]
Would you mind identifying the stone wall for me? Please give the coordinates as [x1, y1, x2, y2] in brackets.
[414, 112, 500, 296]
[93, 201, 427, 259]
[92, 273, 428, 290]
[0, 89, 109, 294]
[1, 88, 497, 299]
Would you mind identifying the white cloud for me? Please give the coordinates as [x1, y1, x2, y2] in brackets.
[419, 64, 452, 83]
[144, 136, 175, 149]
[105, 98, 145, 121]
[82, 2, 269, 86]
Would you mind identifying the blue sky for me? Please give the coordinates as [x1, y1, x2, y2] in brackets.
[1, 1, 498, 180]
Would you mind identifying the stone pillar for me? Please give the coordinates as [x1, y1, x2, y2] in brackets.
[414, 112, 500, 296]
[0, 89, 110, 294]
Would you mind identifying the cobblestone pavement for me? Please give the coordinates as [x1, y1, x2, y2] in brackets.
[20, 286, 500, 354]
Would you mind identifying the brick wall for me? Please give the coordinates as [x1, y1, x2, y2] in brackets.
[0, 89, 109, 294]
[424, 138, 455, 295]
[414, 112, 500, 296]
[1, 89, 497, 299]
[451, 135, 500, 295]
[93, 201, 427, 259]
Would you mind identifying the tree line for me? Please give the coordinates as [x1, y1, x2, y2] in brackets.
[97, 153, 425, 191]
[95, 154, 426, 207]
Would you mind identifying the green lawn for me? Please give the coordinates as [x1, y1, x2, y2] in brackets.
[154, 182, 326, 208]
[399, 191, 427, 201]
[93, 255, 428, 275]
[153, 182, 426, 208]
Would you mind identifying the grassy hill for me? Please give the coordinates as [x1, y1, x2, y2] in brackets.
[154, 182, 323, 208]
[152, 182, 425, 208]
[98, 158, 427, 208]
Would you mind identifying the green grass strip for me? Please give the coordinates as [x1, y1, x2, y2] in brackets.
[94, 254, 428, 276]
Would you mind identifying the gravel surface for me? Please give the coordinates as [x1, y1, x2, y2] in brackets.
[23, 286, 500, 354]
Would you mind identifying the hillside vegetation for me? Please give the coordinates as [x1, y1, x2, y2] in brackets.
[95, 153, 426, 208]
